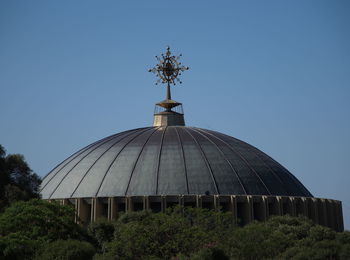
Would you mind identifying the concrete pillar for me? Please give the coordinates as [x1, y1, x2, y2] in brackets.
[332, 200, 340, 231]
[321, 199, 328, 227]
[61, 199, 71, 206]
[308, 198, 319, 224]
[76, 198, 90, 225]
[289, 197, 296, 216]
[161, 196, 166, 212]
[246, 196, 253, 224]
[301, 197, 308, 217]
[90, 198, 95, 222]
[260, 196, 268, 221]
[195, 195, 200, 208]
[214, 195, 220, 211]
[230, 195, 237, 224]
[277, 196, 283, 215]
[179, 195, 184, 207]
[108, 197, 118, 220]
[252, 196, 267, 221]
[197, 195, 203, 208]
[237, 196, 253, 225]
[143, 196, 149, 210]
[91, 198, 104, 221]
[335, 201, 344, 232]
[315, 199, 327, 226]
[263, 196, 269, 219]
[126, 196, 132, 212]
[267, 196, 282, 217]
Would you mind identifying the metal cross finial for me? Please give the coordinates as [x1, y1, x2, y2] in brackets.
[148, 47, 189, 100]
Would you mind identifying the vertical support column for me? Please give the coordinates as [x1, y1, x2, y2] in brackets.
[196, 195, 202, 208]
[252, 196, 267, 221]
[197, 195, 203, 208]
[320, 199, 328, 227]
[61, 199, 70, 206]
[92, 198, 103, 222]
[311, 198, 320, 224]
[90, 198, 95, 222]
[126, 196, 132, 212]
[261, 196, 268, 221]
[316, 198, 324, 225]
[161, 196, 166, 212]
[289, 197, 296, 216]
[179, 195, 184, 207]
[301, 197, 308, 217]
[214, 195, 220, 211]
[76, 198, 90, 225]
[230, 195, 237, 224]
[277, 196, 283, 215]
[267, 196, 282, 217]
[179, 195, 184, 216]
[74, 199, 79, 223]
[108, 197, 118, 220]
[244, 196, 253, 224]
[326, 200, 335, 230]
[236, 196, 252, 225]
[337, 201, 344, 232]
[143, 196, 149, 211]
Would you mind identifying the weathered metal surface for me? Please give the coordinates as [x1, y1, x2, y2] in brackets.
[40, 126, 313, 199]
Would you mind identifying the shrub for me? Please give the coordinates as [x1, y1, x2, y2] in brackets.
[0, 199, 87, 259]
[88, 218, 114, 253]
[34, 239, 95, 260]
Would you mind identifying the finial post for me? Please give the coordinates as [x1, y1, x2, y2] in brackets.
[149, 47, 189, 126]
[166, 83, 171, 100]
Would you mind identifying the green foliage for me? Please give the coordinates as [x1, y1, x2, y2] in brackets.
[0, 197, 348, 259]
[0, 199, 87, 259]
[88, 218, 115, 253]
[0, 145, 41, 211]
[0, 233, 41, 260]
[92, 209, 350, 260]
[34, 239, 95, 260]
[337, 231, 350, 260]
[101, 209, 215, 259]
[0, 199, 85, 241]
[189, 247, 229, 260]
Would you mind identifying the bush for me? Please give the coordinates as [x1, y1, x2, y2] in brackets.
[100, 209, 217, 259]
[0, 199, 87, 259]
[0, 199, 85, 241]
[0, 233, 41, 260]
[190, 247, 229, 260]
[34, 239, 95, 260]
[88, 218, 114, 253]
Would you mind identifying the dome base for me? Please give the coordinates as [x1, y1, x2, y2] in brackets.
[51, 194, 343, 231]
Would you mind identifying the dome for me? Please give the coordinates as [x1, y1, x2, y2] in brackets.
[39, 48, 344, 233]
[40, 126, 312, 199]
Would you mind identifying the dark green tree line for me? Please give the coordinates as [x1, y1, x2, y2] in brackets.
[0, 200, 349, 260]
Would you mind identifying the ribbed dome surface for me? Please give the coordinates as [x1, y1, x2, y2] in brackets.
[40, 126, 312, 199]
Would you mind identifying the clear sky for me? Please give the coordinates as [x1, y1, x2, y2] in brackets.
[1, 1, 349, 229]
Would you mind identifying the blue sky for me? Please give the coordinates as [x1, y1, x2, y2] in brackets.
[1, 1, 349, 228]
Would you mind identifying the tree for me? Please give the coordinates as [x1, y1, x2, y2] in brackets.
[0, 199, 87, 259]
[34, 239, 95, 260]
[87, 218, 115, 253]
[0, 144, 41, 210]
[100, 209, 215, 259]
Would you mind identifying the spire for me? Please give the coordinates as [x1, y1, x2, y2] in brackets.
[148, 47, 189, 126]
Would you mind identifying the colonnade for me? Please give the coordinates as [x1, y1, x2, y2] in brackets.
[55, 195, 343, 232]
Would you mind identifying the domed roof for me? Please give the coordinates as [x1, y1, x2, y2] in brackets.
[40, 126, 312, 199]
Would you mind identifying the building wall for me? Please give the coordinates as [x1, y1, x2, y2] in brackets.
[55, 195, 344, 232]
